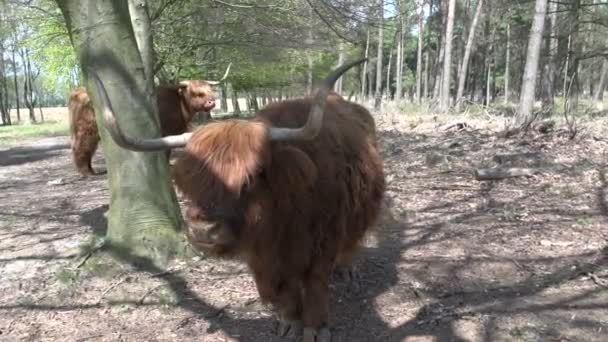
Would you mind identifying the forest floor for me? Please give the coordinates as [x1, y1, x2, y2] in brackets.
[1, 111, 607, 342]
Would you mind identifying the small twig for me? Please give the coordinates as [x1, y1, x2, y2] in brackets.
[588, 272, 608, 288]
[97, 274, 129, 304]
[74, 240, 106, 269]
[150, 266, 183, 278]
[75, 334, 104, 341]
[474, 167, 540, 181]
[139, 284, 165, 305]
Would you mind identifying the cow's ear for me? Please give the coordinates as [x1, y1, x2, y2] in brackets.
[266, 146, 317, 192]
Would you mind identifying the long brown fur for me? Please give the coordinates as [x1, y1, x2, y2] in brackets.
[172, 95, 385, 333]
[68, 81, 217, 176]
[68, 87, 99, 176]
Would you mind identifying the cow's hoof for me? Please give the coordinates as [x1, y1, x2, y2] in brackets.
[302, 327, 331, 342]
[333, 264, 361, 292]
[274, 318, 302, 337]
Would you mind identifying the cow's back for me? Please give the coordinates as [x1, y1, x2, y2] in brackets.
[256, 97, 385, 263]
[68, 87, 96, 137]
[156, 86, 188, 136]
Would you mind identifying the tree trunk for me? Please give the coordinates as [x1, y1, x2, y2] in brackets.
[486, 62, 492, 106]
[306, 6, 314, 95]
[395, 0, 405, 102]
[541, 0, 557, 112]
[12, 48, 20, 122]
[55, 0, 187, 267]
[395, 24, 403, 101]
[432, 0, 447, 100]
[231, 87, 241, 115]
[128, 0, 154, 84]
[593, 57, 607, 107]
[504, 22, 510, 105]
[563, 33, 571, 103]
[220, 83, 228, 113]
[0, 49, 10, 124]
[374, 0, 384, 110]
[424, 50, 429, 101]
[334, 41, 345, 94]
[455, 0, 483, 110]
[439, 0, 456, 111]
[515, 0, 548, 129]
[386, 43, 393, 100]
[361, 29, 370, 101]
[415, 1, 424, 103]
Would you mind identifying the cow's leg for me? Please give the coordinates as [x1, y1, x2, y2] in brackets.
[73, 129, 99, 177]
[251, 269, 303, 337]
[301, 264, 332, 342]
[272, 277, 303, 337]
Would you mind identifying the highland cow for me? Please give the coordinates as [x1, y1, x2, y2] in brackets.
[67, 64, 231, 176]
[93, 59, 385, 342]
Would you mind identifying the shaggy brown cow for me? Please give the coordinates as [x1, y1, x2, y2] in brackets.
[68, 64, 231, 176]
[93, 59, 385, 342]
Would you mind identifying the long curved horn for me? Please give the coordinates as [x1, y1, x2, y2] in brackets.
[268, 58, 367, 141]
[90, 71, 191, 151]
[204, 63, 232, 85]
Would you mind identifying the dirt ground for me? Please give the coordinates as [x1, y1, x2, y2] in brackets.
[1, 113, 607, 342]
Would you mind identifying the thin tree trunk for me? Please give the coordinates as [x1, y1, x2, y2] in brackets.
[439, 0, 456, 111]
[415, 2, 424, 103]
[220, 83, 228, 112]
[515, 0, 548, 129]
[306, 6, 314, 94]
[563, 33, 571, 103]
[334, 41, 345, 94]
[386, 43, 393, 100]
[395, 9, 404, 102]
[505, 22, 510, 105]
[231, 87, 241, 115]
[593, 57, 607, 107]
[374, 0, 384, 110]
[433, 0, 447, 100]
[486, 62, 492, 106]
[12, 48, 20, 122]
[128, 0, 154, 85]
[424, 50, 429, 101]
[455, 0, 483, 110]
[361, 29, 370, 101]
[541, 0, 557, 112]
[55, 0, 186, 266]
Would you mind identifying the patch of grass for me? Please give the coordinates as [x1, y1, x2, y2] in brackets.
[576, 216, 593, 227]
[81, 253, 124, 279]
[55, 268, 80, 285]
[0, 121, 69, 145]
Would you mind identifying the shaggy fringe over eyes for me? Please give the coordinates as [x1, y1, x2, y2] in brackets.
[176, 120, 270, 197]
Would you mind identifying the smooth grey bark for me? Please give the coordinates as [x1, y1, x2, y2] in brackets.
[55, 0, 186, 266]
[12, 48, 20, 122]
[334, 41, 345, 94]
[374, 0, 384, 110]
[504, 22, 510, 105]
[128, 0, 155, 86]
[541, 0, 557, 111]
[395, 0, 405, 101]
[439, 0, 456, 111]
[593, 57, 607, 105]
[361, 29, 370, 101]
[424, 50, 429, 100]
[455, 0, 483, 110]
[415, 1, 424, 103]
[515, 0, 548, 128]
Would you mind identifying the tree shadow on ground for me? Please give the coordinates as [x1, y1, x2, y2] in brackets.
[0, 142, 70, 167]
